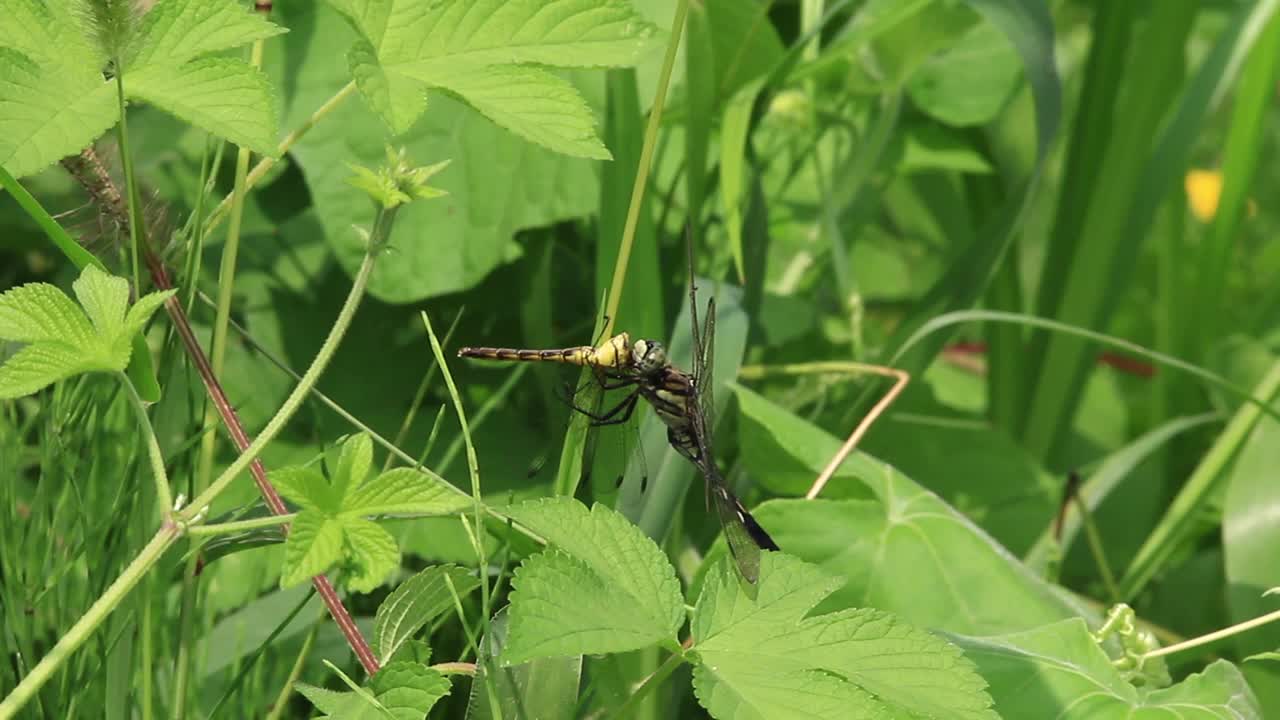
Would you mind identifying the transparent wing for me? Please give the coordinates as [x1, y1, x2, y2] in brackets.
[707, 464, 779, 584]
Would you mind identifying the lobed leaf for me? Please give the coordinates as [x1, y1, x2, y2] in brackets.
[125, 0, 287, 68]
[281, 511, 345, 587]
[341, 517, 400, 593]
[126, 58, 279, 156]
[344, 467, 470, 517]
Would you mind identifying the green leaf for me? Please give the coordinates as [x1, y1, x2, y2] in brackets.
[344, 467, 470, 517]
[0, 343, 96, 400]
[0, 47, 118, 178]
[374, 564, 480, 663]
[124, 0, 287, 67]
[413, 64, 610, 160]
[954, 619, 1261, 718]
[692, 554, 996, 720]
[334, 433, 375, 503]
[330, 0, 657, 158]
[368, 662, 451, 719]
[0, 266, 175, 398]
[72, 263, 130, 339]
[300, 662, 452, 720]
[342, 517, 400, 593]
[126, 58, 279, 156]
[269, 466, 335, 512]
[907, 16, 1021, 125]
[122, 288, 175, 338]
[501, 499, 683, 663]
[0, 282, 95, 345]
[281, 510, 345, 587]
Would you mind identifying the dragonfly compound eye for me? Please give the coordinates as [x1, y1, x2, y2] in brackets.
[634, 340, 667, 374]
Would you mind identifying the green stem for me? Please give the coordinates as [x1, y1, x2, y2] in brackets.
[600, 0, 688, 338]
[186, 513, 295, 536]
[113, 71, 143, 299]
[609, 651, 685, 720]
[1142, 606, 1280, 661]
[119, 372, 173, 514]
[0, 527, 181, 719]
[181, 207, 396, 520]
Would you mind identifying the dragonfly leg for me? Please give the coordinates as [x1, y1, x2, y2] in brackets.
[586, 392, 641, 428]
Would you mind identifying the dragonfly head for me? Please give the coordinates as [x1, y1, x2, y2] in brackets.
[632, 339, 668, 375]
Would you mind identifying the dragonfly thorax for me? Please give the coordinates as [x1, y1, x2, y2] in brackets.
[631, 339, 668, 376]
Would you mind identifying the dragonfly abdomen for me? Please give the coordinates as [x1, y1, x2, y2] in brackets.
[458, 345, 594, 364]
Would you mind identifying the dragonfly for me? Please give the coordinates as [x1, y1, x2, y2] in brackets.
[457, 278, 779, 582]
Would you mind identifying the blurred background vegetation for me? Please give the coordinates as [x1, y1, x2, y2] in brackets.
[5, 0, 1280, 716]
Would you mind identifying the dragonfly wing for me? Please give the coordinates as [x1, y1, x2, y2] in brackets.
[708, 471, 778, 584]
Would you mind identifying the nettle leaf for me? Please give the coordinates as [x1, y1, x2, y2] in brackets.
[281, 510, 345, 587]
[330, 0, 659, 157]
[0, 0, 281, 178]
[270, 466, 337, 512]
[299, 662, 452, 720]
[0, 266, 174, 399]
[124, 0, 285, 67]
[691, 554, 997, 720]
[374, 564, 480, 663]
[954, 619, 1261, 718]
[333, 433, 374, 502]
[344, 466, 471, 516]
[502, 499, 684, 664]
[341, 517, 400, 593]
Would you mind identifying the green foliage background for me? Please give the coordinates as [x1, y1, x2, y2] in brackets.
[4, 0, 1280, 717]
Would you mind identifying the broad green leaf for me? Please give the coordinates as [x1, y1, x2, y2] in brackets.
[334, 433, 375, 503]
[330, 0, 657, 158]
[505, 549, 668, 664]
[891, 123, 996, 174]
[408, 63, 609, 160]
[374, 564, 480, 663]
[342, 517, 400, 593]
[281, 510, 345, 587]
[0, 267, 174, 398]
[124, 0, 287, 67]
[506, 498, 684, 650]
[126, 58, 279, 156]
[344, 467, 471, 517]
[0, 48, 118, 178]
[300, 662, 451, 720]
[72, 263, 130, 338]
[0, 343, 97, 400]
[907, 16, 1021, 125]
[0, 282, 95, 345]
[369, 662, 451, 719]
[468, 608, 582, 720]
[269, 466, 336, 512]
[270, 2, 603, 301]
[954, 619, 1261, 718]
[692, 554, 996, 720]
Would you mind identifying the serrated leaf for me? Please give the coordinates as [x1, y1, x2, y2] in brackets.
[504, 549, 669, 664]
[692, 554, 997, 720]
[0, 282, 95, 345]
[349, 37, 425, 134]
[125, 0, 287, 68]
[953, 619, 1262, 718]
[0, 343, 96, 400]
[269, 466, 335, 512]
[122, 289, 177, 338]
[127, 57, 278, 156]
[412, 64, 610, 160]
[334, 433, 374, 502]
[330, 0, 655, 155]
[342, 517, 400, 593]
[0, 0, 102, 68]
[692, 664, 889, 720]
[374, 564, 480, 663]
[0, 47, 118, 178]
[72, 265, 130, 339]
[281, 511, 345, 587]
[369, 662, 451, 719]
[351, 0, 658, 69]
[505, 499, 684, 642]
[344, 467, 470, 517]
